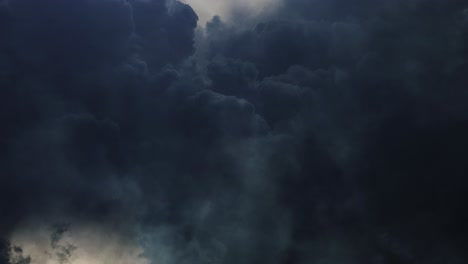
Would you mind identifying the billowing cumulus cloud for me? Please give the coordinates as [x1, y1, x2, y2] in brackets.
[1, 0, 468, 263]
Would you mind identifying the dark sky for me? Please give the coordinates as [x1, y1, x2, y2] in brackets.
[1, 0, 468, 263]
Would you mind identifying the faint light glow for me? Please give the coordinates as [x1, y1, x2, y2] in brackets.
[181, 0, 280, 26]
[9, 222, 149, 264]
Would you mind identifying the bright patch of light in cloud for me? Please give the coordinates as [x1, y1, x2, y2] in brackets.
[181, 0, 280, 25]
[9, 222, 149, 264]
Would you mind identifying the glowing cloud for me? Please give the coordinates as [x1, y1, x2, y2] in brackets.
[181, 0, 281, 25]
[9, 221, 149, 264]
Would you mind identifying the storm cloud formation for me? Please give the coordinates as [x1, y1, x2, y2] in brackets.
[1, 0, 468, 263]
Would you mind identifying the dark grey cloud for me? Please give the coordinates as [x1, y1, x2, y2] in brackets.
[199, 0, 468, 262]
[1, 0, 468, 263]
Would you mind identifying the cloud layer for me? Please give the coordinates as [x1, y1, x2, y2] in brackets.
[1, 0, 468, 263]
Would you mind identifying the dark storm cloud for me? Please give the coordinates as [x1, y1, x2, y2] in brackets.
[0, 0, 289, 262]
[1, 0, 468, 263]
[204, 15, 367, 77]
[198, 0, 468, 262]
[0, 0, 196, 248]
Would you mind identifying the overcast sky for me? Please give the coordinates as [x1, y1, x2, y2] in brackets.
[1, 0, 468, 263]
